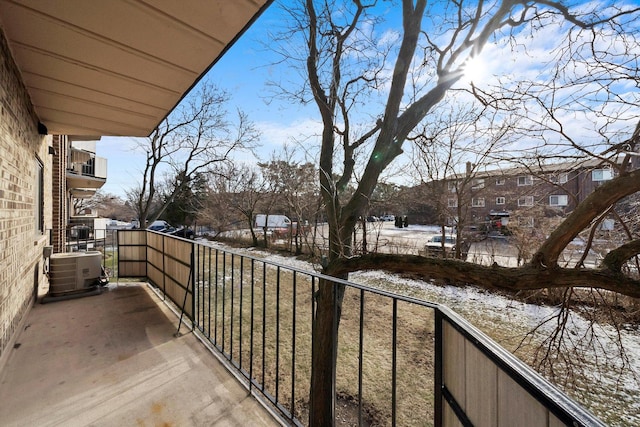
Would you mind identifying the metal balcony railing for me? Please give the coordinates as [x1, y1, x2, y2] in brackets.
[115, 230, 605, 426]
[57, 227, 119, 278]
[68, 149, 107, 179]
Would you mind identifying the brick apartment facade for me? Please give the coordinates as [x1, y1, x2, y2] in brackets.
[437, 158, 640, 231]
[0, 29, 53, 362]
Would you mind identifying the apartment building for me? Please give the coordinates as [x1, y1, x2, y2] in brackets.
[439, 157, 639, 230]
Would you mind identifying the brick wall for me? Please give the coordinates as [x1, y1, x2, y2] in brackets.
[52, 135, 67, 253]
[0, 26, 53, 364]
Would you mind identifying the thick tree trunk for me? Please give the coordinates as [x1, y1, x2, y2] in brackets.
[309, 216, 351, 425]
[309, 279, 339, 426]
[330, 252, 640, 298]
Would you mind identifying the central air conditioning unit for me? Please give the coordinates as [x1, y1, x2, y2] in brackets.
[49, 251, 102, 296]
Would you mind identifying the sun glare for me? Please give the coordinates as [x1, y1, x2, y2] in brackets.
[462, 54, 488, 84]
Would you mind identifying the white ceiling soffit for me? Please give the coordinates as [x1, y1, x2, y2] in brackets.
[0, 0, 272, 137]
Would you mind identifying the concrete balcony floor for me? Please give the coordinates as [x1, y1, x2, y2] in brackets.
[0, 283, 281, 427]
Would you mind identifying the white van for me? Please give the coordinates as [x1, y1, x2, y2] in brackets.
[254, 214, 291, 230]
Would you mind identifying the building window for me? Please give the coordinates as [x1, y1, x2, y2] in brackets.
[518, 196, 534, 206]
[447, 181, 457, 192]
[549, 194, 569, 207]
[517, 175, 533, 186]
[472, 197, 485, 207]
[518, 217, 534, 227]
[496, 197, 506, 205]
[558, 172, 569, 184]
[472, 178, 485, 190]
[495, 177, 505, 185]
[35, 158, 44, 234]
[448, 198, 458, 208]
[549, 172, 569, 184]
[592, 169, 613, 182]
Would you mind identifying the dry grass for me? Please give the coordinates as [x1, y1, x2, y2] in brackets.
[193, 252, 437, 426]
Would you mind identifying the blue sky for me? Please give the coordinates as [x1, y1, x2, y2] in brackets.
[98, 1, 640, 199]
[98, 2, 410, 198]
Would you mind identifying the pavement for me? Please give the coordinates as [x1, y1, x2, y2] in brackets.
[0, 283, 282, 427]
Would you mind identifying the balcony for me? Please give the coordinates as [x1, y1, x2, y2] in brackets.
[1, 231, 606, 426]
[66, 147, 107, 197]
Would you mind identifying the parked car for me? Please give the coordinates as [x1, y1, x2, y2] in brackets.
[148, 220, 170, 232]
[380, 214, 395, 221]
[424, 235, 469, 258]
[147, 220, 178, 234]
[170, 227, 194, 239]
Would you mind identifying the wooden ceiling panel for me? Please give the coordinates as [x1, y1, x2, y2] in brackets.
[0, 0, 272, 137]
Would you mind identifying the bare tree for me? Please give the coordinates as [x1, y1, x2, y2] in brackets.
[270, 1, 640, 423]
[411, 100, 512, 258]
[259, 146, 320, 254]
[72, 190, 136, 220]
[128, 83, 259, 228]
[207, 163, 267, 246]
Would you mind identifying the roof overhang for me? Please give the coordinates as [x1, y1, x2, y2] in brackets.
[0, 0, 272, 137]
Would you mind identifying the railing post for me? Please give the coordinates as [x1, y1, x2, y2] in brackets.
[191, 243, 195, 331]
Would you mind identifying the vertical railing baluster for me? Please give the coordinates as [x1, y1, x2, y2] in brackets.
[162, 233, 166, 298]
[196, 243, 200, 327]
[261, 262, 267, 391]
[359, 289, 365, 427]
[290, 271, 297, 422]
[250, 258, 255, 392]
[310, 275, 316, 412]
[214, 249, 219, 346]
[230, 253, 235, 360]
[239, 256, 244, 371]
[222, 252, 227, 355]
[208, 246, 212, 338]
[275, 266, 281, 404]
[190, 244, 196, 331]
[392, 298, 398, 427]
[200, 244, 205, 334]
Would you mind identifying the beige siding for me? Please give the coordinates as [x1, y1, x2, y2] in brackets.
[465, 342, 498, 426]
[443, 322, 466, 409]
[498, 370, 549, 427]
[441, 319, 570, 427]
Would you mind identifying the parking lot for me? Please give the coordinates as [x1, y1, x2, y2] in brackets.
[221, 219, 601, 269]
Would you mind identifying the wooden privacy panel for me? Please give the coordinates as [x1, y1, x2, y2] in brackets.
[442, 320, 562, 427]
[117, 230, 194, 319]
[497, 371, 548, 427]
[443, 322, 466, 409]
[146, 233, 193, 319]
[465, 342, 498, 426]
[118, 229, 147, 246]
[117, 230, 147, 277]
[164, 237, 192, 265]
[443, 400, 463, 427]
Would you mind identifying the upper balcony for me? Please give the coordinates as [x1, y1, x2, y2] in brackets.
[66, 146, 107, 198]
